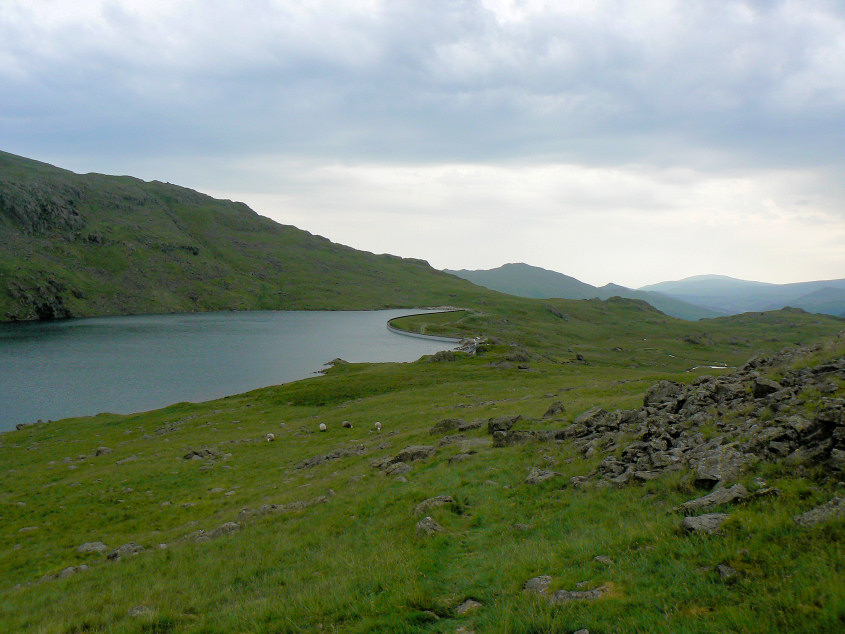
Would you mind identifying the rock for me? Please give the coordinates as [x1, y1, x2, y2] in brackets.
[393, 445, 436, 463]
[77, 541, 108, 554]
[593, 555, 614, 565]
[455, 599, 482, 615]
[116, 455, 138, 465]
[542, 401, 567, 419]
[550, 585, 608, 603]
[128, 605, 152, 617]
[573, 406, 608, 429]
[416, 516, 446, 536]
[644, 380, 684, 409]
[674, 484, 749, 512]
[716, 564, 738, 580]
[458, 420, 484, 432]
[512, 523, 533, 532]
[692, 446, 754, 487]
[438, 434, 466, 447]
[295, 445, 367, 469]
[794, 497, 844, 527]
[448, 453, 474, 463]
[523, 575, 552, 594]
[57, 566, 77, 580]
[681, 513, 729, 535]
[430, 418, 463, 435]
[183, 447, 220, 460]
[487, 415, 521, 434]
[207, 522, 241, 539]
[525, 467, 558, 484]
[753, 377, 782, 399]
[385, 462, 412, 477]
[107, 542, 144, 560]
[414, 495, 456, 516]
[94, 446, 112, 456]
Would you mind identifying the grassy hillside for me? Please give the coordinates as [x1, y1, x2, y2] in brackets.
[2, 298, 843, 633]
[445, 263, 722, 321]
[0, 151, 492, 321]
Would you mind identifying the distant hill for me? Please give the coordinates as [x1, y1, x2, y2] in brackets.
[444, 263, 596, 301]
[640, 275, 845, 317]
[0, 151, 493, 321]
[444, 263, 722, 320]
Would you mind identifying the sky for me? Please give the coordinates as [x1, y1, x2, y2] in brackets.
[1, 0, 844, 288]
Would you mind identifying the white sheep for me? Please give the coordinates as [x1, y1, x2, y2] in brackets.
[319, 423, 327, 432]
[374, 421, 382, 432]
[342, 421, 352, 429]
[265, 433, 275, 442]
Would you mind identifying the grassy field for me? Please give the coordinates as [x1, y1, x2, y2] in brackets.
[1, 298, 843, 632]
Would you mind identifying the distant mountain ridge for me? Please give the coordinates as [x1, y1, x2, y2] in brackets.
[640, 275, 845, 317]
[0, 150, 493, 321]
[444, 263, 724, 321]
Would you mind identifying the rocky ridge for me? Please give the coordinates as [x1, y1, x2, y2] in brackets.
[484, 342, 844, 490]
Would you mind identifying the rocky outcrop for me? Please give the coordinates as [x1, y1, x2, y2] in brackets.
[681, 513, 730, 535]
[793, 497, 844, 527]
[559, 351, 844, 487]
[414, 495, 456, 516]
[294, 444, 366, 469]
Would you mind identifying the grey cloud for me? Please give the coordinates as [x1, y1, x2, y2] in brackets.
[1, 0, 843, 170]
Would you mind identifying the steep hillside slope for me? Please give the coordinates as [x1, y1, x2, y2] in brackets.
[0, 151, 490, 321]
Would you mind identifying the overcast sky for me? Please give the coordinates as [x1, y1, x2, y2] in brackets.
[2, 0, 843, 287]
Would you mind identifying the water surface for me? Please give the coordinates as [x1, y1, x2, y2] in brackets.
[0, 309, 454, 431]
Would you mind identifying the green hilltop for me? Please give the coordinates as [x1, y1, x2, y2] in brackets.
[0, 150, 490, 321]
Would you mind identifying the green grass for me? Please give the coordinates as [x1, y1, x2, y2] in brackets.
[1, 303, 843, 632]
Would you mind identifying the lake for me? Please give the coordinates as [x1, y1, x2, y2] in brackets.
[0, 309, 457, 432]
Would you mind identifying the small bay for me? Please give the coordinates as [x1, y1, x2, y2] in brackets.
[0, 309, 455, 432]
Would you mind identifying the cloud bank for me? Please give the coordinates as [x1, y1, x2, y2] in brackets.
[2, 1, 843, 286]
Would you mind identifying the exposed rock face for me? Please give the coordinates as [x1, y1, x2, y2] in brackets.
[681, 513, 729, 535]
[107, 542, 144, 560]
[393, 445, 436, 463]
[295, 444, 366, 469]
[416, 516, 446, 536]
[542, 401, 567, 419]
[525, 467, 558, 484]
[488, 415, 522, 434]
[674, 484, 749, 512]
[523, 575, 552, 594]
[429, 419, 463, 435]
[793, 497, 844, 527]
[237, 495, 328, 522]
[77, 541, 108, 554]
[547, 350, 845, 488]
[550, 585, 609, 603]
[414, 495, 456, 516]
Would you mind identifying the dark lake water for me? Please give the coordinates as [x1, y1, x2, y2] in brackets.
[0, 309, 456, 432]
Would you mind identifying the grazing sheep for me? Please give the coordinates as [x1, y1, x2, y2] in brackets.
[319, 423, 327, 432]
[374, 421, 382, 432]
[265, 433, 275, 442]
[342, 421, 352, 429]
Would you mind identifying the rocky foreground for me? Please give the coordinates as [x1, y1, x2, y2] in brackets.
[487, 345, 844, 492]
